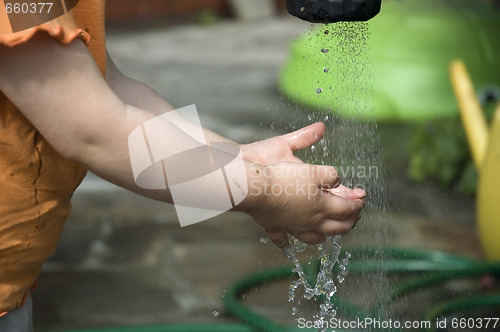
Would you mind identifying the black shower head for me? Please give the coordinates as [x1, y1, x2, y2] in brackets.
[287, 0, 382, 24]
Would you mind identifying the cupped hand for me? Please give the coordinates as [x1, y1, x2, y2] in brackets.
[241, 122, 366, 248]
[247, 163, 366, 248]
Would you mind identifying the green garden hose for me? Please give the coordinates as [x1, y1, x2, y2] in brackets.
[56, 248, 500, 332]
[56, 324, 254, 332]
[423, 294, 500, 332]
[224, 247, 500, 332]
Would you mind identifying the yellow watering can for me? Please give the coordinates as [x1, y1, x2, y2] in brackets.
[450, 60, 500, 261]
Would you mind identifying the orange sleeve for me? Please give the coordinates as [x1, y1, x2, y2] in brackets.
[0, 0, 90, 47]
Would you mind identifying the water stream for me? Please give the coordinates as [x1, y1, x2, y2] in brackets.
[280, 22, 390, 331]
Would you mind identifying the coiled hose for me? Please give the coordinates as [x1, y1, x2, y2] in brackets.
[57, 248, 500, 332]
[223, 247, 500, 332]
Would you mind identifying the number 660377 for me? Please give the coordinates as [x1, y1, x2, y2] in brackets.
[5, 2, 54, 14]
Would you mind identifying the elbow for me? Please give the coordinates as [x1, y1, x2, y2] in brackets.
[45, 131, 100, 166]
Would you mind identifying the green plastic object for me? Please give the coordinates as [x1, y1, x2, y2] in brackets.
[224, 247, 500, 332]
[280, 0, 500, 122]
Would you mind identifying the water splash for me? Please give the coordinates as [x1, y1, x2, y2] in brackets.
[285, 235, 351, 326]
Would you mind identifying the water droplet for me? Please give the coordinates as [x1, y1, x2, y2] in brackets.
[221, 290, 227, 299]
[323, 68, 330, 73]
[288, 282, 299, 302]
[311, 145, 316, 151]
[212, 309, 219, 317]
[304, 288, 316, 300]
[320, 301, 334, 312]
[324, 30, 329, 35]
[291, 306, 297, 316]
[259, 237, 269, 244]
[321, 49, 329, 53]
[300, 6, 305, 12]
[337, 275, 345, 284]
[316, 88, 323, 94]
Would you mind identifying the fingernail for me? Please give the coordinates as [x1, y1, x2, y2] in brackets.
[328, 185, 344, 195]
[354, 188, 366, 197]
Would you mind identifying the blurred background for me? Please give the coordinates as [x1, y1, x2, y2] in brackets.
[33, 0, 499, 331]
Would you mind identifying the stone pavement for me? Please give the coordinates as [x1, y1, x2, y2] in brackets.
[32, 17, 482, 331]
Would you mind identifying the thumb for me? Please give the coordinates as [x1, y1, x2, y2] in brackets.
[282, 122, 326, 152]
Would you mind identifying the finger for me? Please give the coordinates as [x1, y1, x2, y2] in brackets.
[328, 185, 367, 200]
[322, 194, 364, 220]
[293, 231, 326, 245]
[319, 214, 362, 235]
[266, 230, 289, 248]
[311, 165, 340, 190]
[282, 122, 326, 152]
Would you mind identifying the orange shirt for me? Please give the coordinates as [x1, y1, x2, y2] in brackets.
[0, 0, 107, 315]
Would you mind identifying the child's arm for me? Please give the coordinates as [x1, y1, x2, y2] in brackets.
[0, 33, 365, 246]
[105, 52, 235, 145]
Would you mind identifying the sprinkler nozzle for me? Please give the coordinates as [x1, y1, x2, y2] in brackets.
[287, 0, 382, 24]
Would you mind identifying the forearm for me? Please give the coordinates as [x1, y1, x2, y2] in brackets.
[0, 34, 251, 208]
[82, 103, 267, 210]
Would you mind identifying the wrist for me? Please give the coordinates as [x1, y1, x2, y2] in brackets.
[235, 162, 272, 214]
